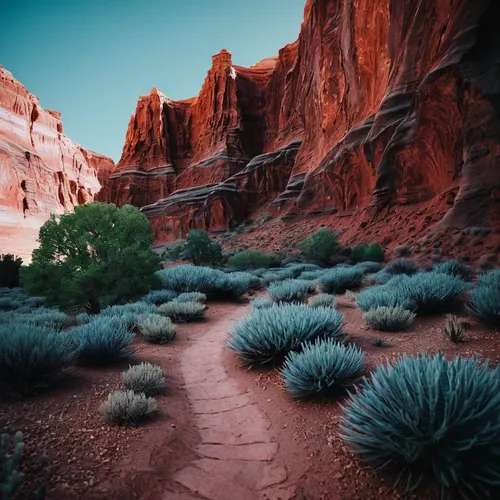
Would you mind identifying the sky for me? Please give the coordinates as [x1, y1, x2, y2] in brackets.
[0, 0, 305, 162]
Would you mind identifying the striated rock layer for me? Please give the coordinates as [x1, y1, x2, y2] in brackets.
[0, 67, 115, 260]
[104, 0, 500, 253]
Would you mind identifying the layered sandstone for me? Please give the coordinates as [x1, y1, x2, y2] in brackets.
[105, 0, 500, 249]
[0, 67, 114, 260]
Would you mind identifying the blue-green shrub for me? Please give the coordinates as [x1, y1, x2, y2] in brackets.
[227, 272, 263, 290]
[299, 270, 324, 281]
[281, 339, 364, 398]
[157, 301, 206, 322]
[468, 281, 500, 327]
[320, 268, 364, 294]
[309, 293, 337, 308]
[355, 262, 384, 274]
[228, 304, 344, 364]
[356, 285, 416, 312]
[433, 260, 473, 281]
[174, 292, 207, 303]
[228, 250, 280, 270]
[477, 269, 500, 288]
[100, 302, 157, 328]
[69, 317, 135, 365]
[9, 307, 73, 331]
[76, 312, 92, 325]
[363, 306, 416, 331]
[340, 354, 500, 498]
[384, 258, 419, 276]
[251, 298, 274, 311]
[142, 289, 178, 304]
[285, 263, 321, 277]
[156, 265, 249, 298]
[268, 279, 315, 303]
[0, 323, 74, 387]
[137, 314, 176, 343]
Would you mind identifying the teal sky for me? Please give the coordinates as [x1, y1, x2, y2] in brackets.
[0, 0, 305, 162]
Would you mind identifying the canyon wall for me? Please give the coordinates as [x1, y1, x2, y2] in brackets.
[104, 0, 500, 253]
[0, 67, 115, 260]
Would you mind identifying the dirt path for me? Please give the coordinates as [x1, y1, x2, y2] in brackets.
[168, 303, 298, 500]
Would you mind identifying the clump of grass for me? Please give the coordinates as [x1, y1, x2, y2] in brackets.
[319, 268, 364, 294]
[383, 258, 419, 276]
[371, 338, 386, 347]
[468, 270, 500, 327]
[157, 301, 206, 322]
[251, 298, 274, 310]
[137, 313, 176, 344]
[444, 315, 466, 343]
[432, 260, 473, 281]
[122, 362, 165, 396]
[174, 292, 207, 303]
[267, 279, 314, 303]
[363, 306, 416, 332]
[308, 293, 337, 308]
[142, 289, 178, 304]
[100, 390, 157, 425]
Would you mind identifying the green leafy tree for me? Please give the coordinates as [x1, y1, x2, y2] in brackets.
[0, 254, 23, 288]
[298, 228, 340, 265]
[183, 230, 222, 266]
[20, 203, 160, 313]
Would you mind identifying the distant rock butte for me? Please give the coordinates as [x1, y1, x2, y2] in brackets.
[0, 66, 114, 260]
[102, 0, 500, 250]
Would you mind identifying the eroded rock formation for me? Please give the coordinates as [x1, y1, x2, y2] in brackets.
[104, 0, 500, 250]
[0, 67, 114, 260]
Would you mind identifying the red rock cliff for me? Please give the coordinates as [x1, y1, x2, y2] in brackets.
[0, 67, 115, 260]
[104, 0, 500, 251]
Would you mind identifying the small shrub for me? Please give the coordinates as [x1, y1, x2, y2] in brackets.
[143, 289, 178, 304]
[393, 245, 411, 257]
[384, 258, 419, 276]
[344, 290, 357, 302]
[228, 272, 263, 290]
[356, 285, 416, 312]
[355, 262, 384, 274]
[371, 338, 386, 347]
[183, 230, 222, 265]
[468, 283, 500, 327]
[268, 279, 314, 303]
[350, 243, 368, 263]
[0, 323, 74, 388]
[162, 240, 186, 261]
[444, 315, 465, 343]
[251, 298, 274, 310]
[76, 312, 92, 325]
[1, 430, 24, 498]
[298, 228, 340, 265]
[69, 317, 135, 365]
[477, 269, 500, 288]
[229, 304, 344, 365]
[137, 314, 176, 343]
[363, 306, 416, 331]
[157, 301, 206, 322]
[174, 292, 207, 303]
[340, 354, 500, 498]
[309, 293, 337, 308]
[0, 254, 23, 288]
[122, 362, 165, 396]
[101, 390, 157, 425]
[100, 302, 157, 328]
[433, 260, 473, 281]
[320, 268, 364, 294]
[13, 308, 73, 331]
[281, 339, 364, 398]
[299, 270, 324, 281]
[262, 269, 294, 284]
[285, 263, 321, 277]
[228, 250, 281, 270]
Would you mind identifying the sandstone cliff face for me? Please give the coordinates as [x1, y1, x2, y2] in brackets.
[105, 0, 500, 252]
[0, 67, 114, 260]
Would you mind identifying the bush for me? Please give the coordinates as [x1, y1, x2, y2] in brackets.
[137, 313, 176, 343]
[0, 254, 23, 288]
[298, 228, 340, 265]
[76, 312, 92, 325]
[12, 308, 73, 331]
[101, 390, 157, 425]
[174, 292, 207, 303]
[320, 268, 364, 294]
[157, 301, 206, 322]
[364, 243, 384, 262]
[156, 265, 249, 298]
[350, 243, 368, 263]
[228, 272, 263, 290]
[384, 258, 419, 276]
[122, 362, 165, 396]
[69, 317, 135, 365]
[371, 338, 386, 347]
[161, 240, 186, 261]
[1, 430, 24, 498]
[356, 285, 416, 312]
[363, 306, 416, 331]
[267, 279, 314, 303]
[393, 244, 411, 257]
[228, 304, 344, 365]
[100, 302, 157, 328]
[251, 298, 274, 310]
[432, 260, 473, 281]
[308, 293, 337, 308]
[142, 289, 178, 304]
[183, 230, 222, 266]
[281, 339, 363, 398]
[468, 283, 500, 327]
[444, 314, 466, 342]
[284, 263, 321, 277]
[299, 270, 324, 281]
[262, 269, 294, 284]
[228, 250, 280, 270]
[340, 354, 500, 498]
[0, 323, 74, 388]
[20, 203, 160, 313]
[477, 269, 500, 288]
[355, 261, 384, 274]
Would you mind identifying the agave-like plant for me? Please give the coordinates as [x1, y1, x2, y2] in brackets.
[468, 283, 500, 327]
[319, 268, 364, 294]
[356, 286, 416, 312]
[308, 293, 337, 308]
[251, 298, 274, 311]
[281, 339, 364, 398]
[363, 306, 416, 332]
[432, 260, 473, 281]
[340, 354, 500, 498]
[157, 301, 206, 322]
[228, 304, 344, 365]
[267, 279, 314, 303]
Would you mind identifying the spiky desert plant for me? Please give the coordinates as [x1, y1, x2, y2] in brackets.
[309, 293, 337, 308]
[100, 390, 157, 425]
[69, 317, 135, 365]
[340, 354, 500, 499]
[251, 298, 274, 311]
[319, 268, 364, 294]
[268, 279, 314, 303]
[0, 323, 74, 388]
[477, 269, 500, 288]
[444, 314, 466, 342]
[174, 292, 207, 303]
[137, 313, 176, 343]
[157, 301, 206, 322]
[76, 312, 92, 325]
[228, 304, 344, 365]
[122, 362, 165, 396]
[363, 306, 416, 332]
[12, 307, 73, 331]
[433, 260, 473, 281]
[468, 283, 500, 327]
[281, 339, 364, 398]
[1, 431, 24, 499]
[384, 258, 419, 276]
[356, 287, 416, 312]
[142, 289, 178, 304]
